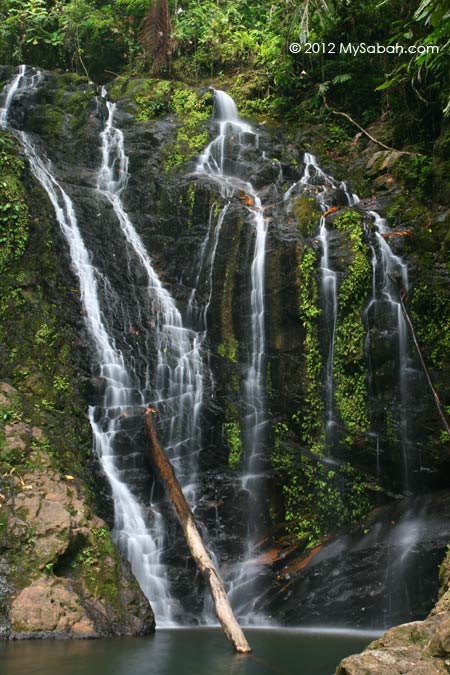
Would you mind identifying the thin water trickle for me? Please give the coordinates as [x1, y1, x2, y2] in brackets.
[197, 89, 268, 481]
[286, 152, 347, 452]
[0, 65, 41, 128]
[365, 211, 412, 490]
[0, 65, 25, 127]
[285, 154, 414, 485]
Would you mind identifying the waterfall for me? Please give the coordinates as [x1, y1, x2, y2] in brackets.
[2, 65, 429, 630]
[285, 153, 358, 452]
[284, 152, 426, 623]
[318, 211, 339, 449]
[365, 211, 412, 491]
[0, 65, 40, 128]
[195, 90, 270, 622]
[0, 67, 183, 625]
[285, 150, 416, 488]
[94, 89, 212, 621]
[196, 89, 268, 485]
[97, 90, 205, 495]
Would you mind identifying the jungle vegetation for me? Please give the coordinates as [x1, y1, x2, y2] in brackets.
[0, 0, 449, 150]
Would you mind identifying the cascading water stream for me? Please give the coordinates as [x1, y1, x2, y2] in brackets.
[196, 90, 268, 482]
[284, 154, 413, 488]
[0, 65, 28, 126]
[284, 153, 411, 492]
[1, 67, 194, 625]
[286, 153, 359, 452]
[187, 202, 230, 332]
[97, 90, 205, 499]
[284, 151, 425, 624]
[195, 90, 270, 622]
[365, 211, 412, 490]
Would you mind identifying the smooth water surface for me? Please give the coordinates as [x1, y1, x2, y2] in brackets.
[0, 628, 375, 675]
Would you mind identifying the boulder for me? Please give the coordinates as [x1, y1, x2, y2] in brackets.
[10, 577, 97, 639]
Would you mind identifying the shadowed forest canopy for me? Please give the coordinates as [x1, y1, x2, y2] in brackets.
[0, 0, 449, 146]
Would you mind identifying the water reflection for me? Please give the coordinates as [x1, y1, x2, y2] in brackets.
[0, 628, 375, 675]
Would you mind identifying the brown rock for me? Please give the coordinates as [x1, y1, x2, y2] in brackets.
[3, 446, 154, 639]
[433, 590, 450, 615]
[336, 614, 450, 674]
[30, 427, 45, 441]
[14, 492, 41, 520]
[3, 422, 29, 452]
[0, 382, 18, 408]
[373, 174, 397, 191]
[337, 649, 414, 674]
[366, 150, 409, 174]
[372, 620, 438, 650]
[34, 500, 71, 561]
[10, 577, 97, 638]
[407, 664, 449, 674]
[71, 618, 97, 638]
[426, 616, 450, 657]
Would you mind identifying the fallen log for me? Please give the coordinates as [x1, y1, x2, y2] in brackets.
[392, 275, 450, 437]
[144, 409, 251, 654]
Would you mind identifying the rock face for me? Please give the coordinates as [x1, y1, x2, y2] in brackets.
[253, 493, 449, 628]
[10, 578, 97, 639]
[1, 425, 154, 638]
[1, 66, 449, 633]
[0, 383, 154, 639]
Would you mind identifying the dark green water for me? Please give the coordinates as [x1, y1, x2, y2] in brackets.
[0, 628, 376, 675]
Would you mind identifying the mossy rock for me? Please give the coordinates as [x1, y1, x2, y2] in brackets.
[291, 195, 321, 236]
[27, 104, 65, 146]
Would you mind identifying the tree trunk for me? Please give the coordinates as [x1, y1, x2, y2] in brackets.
[144, 410, 251, 654]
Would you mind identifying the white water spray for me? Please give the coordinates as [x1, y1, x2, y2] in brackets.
[98, 91, 204, 486]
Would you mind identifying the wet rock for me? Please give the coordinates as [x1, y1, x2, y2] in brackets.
[260, 493, 450, 628]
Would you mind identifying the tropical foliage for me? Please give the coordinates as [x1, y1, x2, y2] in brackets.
[0, 0, 449, 142]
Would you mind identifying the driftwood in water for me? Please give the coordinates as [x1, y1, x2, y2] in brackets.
[393, 274, 450, 437]
[144, 409, 251, 654]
